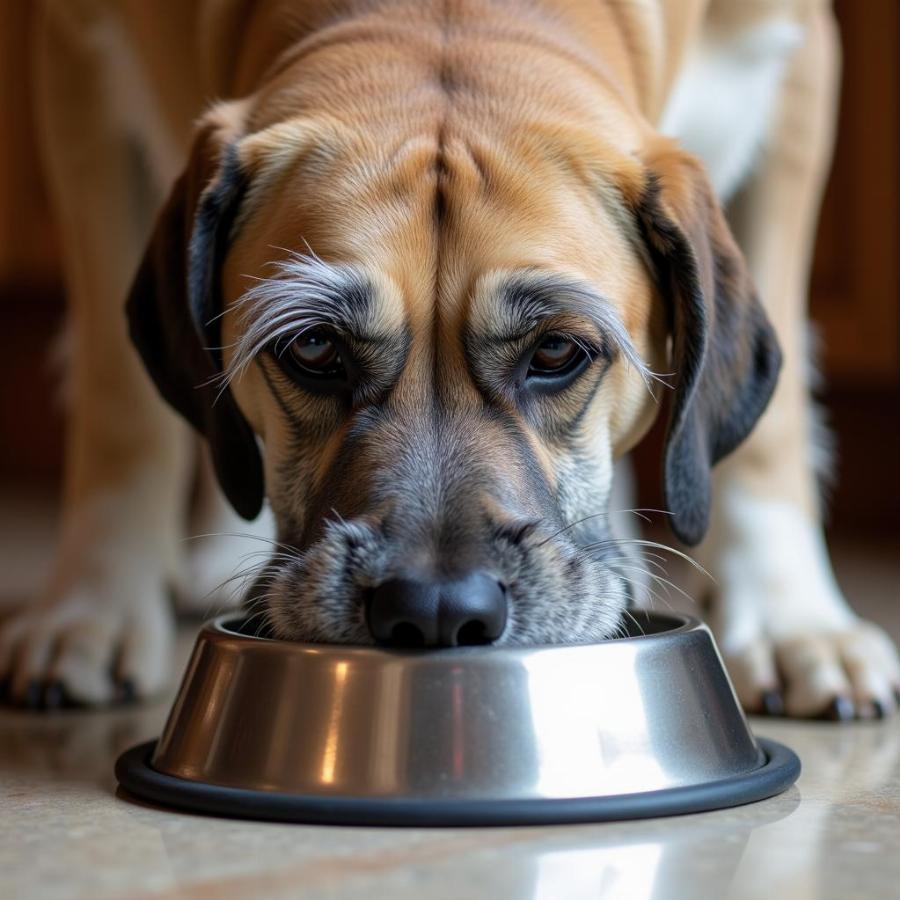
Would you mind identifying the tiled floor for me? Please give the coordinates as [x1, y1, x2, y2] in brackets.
[2, 491, 899, 899]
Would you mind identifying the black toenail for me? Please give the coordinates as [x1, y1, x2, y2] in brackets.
[116, 679, 137, 705]
[761, 690, 785, 717]
[58, 686, 85, 710]
[0, 678, 10, 701]
[22, 679, 44, 710]
[42, 681, 65, 711]
[823, 696, 855, 722]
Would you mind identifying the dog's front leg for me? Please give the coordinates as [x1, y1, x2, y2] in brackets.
[0, 3, 193, 707]
[700, 7, 899, 719]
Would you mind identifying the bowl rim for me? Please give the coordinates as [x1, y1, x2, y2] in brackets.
[206, 609, 704, 656]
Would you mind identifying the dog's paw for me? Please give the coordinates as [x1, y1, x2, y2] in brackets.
[704, 494, 900, 719]
[0, 585, 174, 710]
[722, 620, 900, 720]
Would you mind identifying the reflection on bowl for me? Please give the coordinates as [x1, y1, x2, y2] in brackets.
[116, 612, 800, 825]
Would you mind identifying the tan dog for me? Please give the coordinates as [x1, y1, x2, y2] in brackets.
[4, 0, 897, 719]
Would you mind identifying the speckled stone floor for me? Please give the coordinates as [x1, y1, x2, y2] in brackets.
[2, 490, 899, 899]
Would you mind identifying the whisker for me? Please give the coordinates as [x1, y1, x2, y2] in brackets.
[609, 507, 675, 528]
[593, 552, 697, 608]
[535, 513, 605, 547]
[640, 570, 696, 606]
[605, 562, 680, 612]
[537, 505, 675, 550]
[182, 531, 300, 557]
[635, 583, 675, 614]
[620, 607, 646, 638]
[581, 537, 712, 580]
[589, 548, 670, 577]
[238, 604, 275, 635]
[181, 542, 301, 619]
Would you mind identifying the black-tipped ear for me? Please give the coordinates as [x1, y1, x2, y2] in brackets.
[126, 111, 264, 519]
[633, 143, 781, 545]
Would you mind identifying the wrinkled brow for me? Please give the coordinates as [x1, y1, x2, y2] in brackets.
[222, 252, 377, 387]
[471, 270, 655, 384]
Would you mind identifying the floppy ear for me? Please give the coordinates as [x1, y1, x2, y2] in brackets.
[631, 140, 781, 546]
[126, 103, 264, 519]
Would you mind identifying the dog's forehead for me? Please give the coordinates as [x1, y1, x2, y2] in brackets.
[227, 120, 649, 341]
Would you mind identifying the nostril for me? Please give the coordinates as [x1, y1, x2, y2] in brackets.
[390, 622, 426, 648]
[366, 572, 507, 648]
[456, 619, 490, 646]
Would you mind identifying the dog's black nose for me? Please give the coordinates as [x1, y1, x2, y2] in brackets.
[366, 572, 507, 648]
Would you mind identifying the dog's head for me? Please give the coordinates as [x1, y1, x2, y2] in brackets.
[128, 93, 779, 646]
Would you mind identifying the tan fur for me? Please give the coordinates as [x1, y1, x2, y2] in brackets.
[3, 0, 896, 716]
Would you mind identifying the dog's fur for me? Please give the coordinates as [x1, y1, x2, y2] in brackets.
[4, 0, 898, 718]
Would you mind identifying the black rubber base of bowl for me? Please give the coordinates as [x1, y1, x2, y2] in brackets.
[115, 738, 799, 827]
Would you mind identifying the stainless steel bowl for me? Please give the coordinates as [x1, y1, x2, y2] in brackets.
[116, 612, 799, 825]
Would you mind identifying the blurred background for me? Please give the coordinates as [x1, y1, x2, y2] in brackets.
[1, 0, 898, 541]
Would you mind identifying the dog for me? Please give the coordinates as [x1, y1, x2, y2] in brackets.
[3, 0, 897, 719]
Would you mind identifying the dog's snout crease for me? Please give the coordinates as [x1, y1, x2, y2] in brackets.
[366, 572, 507, 648]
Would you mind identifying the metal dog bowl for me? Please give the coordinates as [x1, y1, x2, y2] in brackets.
[116, 612, 799, 825]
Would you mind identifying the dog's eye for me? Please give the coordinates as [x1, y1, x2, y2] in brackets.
[527, 335, 584, 377]
[282, 330, 348, 380]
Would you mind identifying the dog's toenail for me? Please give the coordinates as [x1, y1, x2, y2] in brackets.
[42, 681, 65, 711]
[22, 679, 44, 710]
[761, 690, 785, 717]
[823, 696, 855, 722]
[116, 679, 137, 705]
[59, 686, 84, 709]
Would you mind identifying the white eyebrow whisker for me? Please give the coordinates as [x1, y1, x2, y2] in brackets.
[483, 269, 670, 397]
[211, 251, 370, 397]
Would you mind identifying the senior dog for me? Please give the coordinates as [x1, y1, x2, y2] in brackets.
[4, 0, 897, 719]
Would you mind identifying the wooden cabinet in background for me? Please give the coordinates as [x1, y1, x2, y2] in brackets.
[0, 1, 59, 288]
[811, 0, 900, 386]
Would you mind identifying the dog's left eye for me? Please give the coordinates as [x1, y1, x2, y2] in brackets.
[526, 335, 587, 379]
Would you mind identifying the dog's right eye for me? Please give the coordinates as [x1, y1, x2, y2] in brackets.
[276, 329, 351, 387]
[289, 332, 341, 372]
